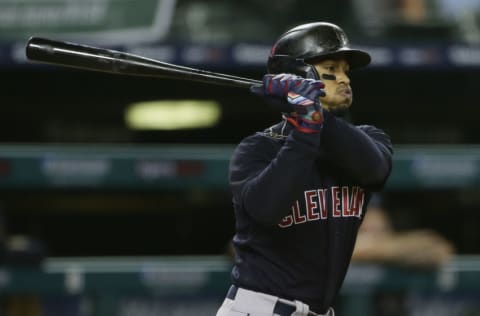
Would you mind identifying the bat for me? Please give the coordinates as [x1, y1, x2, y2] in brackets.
[25, 37, 262, 89]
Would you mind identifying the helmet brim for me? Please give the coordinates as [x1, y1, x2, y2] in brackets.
[306, 48, 371, 69]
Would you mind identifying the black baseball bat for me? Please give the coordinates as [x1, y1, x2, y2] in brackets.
[25, 37, 262, 89]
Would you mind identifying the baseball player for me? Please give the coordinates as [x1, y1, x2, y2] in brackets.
[216, 22, 393, 316]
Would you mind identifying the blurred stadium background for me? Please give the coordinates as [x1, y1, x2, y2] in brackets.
[0, 0, 479, 315]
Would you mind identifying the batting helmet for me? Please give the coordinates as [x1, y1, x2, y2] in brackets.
[267, 22, 371, 78]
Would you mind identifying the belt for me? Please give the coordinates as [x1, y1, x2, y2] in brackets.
[226, 285, 328, 316]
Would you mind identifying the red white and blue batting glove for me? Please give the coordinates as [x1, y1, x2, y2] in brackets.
[250, 74, 325, 133]
[250, 74, 300, 112]
[286, 78, 325, 133]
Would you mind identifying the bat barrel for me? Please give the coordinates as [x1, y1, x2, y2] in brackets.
[26, 37, 262, 89]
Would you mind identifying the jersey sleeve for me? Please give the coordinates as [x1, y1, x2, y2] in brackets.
[229, 130, 321, 226]
[320, 111, 393, 190]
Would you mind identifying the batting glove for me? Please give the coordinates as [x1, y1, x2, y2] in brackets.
[250, 74, 298, 112]
[250, 74, 325, 133]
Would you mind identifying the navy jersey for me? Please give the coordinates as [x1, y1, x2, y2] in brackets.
[228, 111, 393, 313]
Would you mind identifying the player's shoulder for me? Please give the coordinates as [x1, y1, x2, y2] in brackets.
[356, 124, 386, 133]
[234, 121, 287, 155]
[244, 121, 289, 143]
[357, 124, 393, 152]
[357, 124, 391, 138]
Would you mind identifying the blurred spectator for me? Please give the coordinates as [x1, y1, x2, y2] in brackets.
[436, 0, 480, 43]
[399, 0, 428, 23]
[171, 0, 358, 42]
[352, 194, 455, 267]
[172, 0, 476, 42]
[351, 0, 458, 39]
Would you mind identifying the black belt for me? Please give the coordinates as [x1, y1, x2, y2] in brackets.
[226, 285, 301, 316]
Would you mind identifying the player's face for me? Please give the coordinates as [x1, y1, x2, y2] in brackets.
[313, 59, 352, 114]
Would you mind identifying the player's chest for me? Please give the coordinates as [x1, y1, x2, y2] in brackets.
[278, 183, 367, 228]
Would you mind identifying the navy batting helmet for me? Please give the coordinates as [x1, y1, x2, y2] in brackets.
[267, 22, 371, 78]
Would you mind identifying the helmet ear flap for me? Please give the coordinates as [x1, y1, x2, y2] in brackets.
[267, 55, 320, 80]
[304, 64, 320, 80]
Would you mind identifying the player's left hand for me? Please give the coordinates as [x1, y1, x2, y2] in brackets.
[250, 74, 298, 112]
[251, 74, 325, 133]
